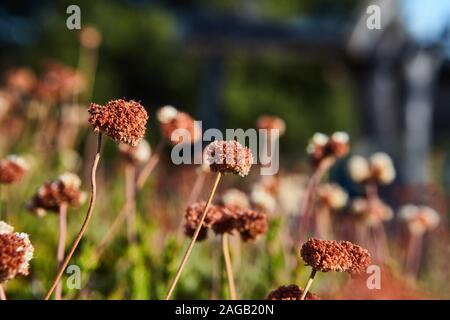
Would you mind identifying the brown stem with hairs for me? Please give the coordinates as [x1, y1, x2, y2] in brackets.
[165, 172, 222, 300]
[55, 203, 68, 300]
[0, 284, 6, 300]
[44, 132, 102, 300]
[222, 233, 237, 300]
[300, 268, 317, 300]
[136, 140, 165, 189]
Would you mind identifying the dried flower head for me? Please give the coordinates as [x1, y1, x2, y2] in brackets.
[316, 183, 348, 210]
[399, 205, 440, 235]
[157, 105, 201, 145]
[28, 172, 86, 216]
[267, 284, 320, 300]
[234, 209, 268, 241]
[4, 67, 36, 95]
[301, 238, 371, 275]
[348, 153, 396, 185]
[351, 197, 393, 226]
[221, 189, 250, 210]
[0, 155, 29, 184]
[118, 139, 151, 165]
[251, 184, 277, 213]
[348, 155, 371, 183]
[211, 205, 239, 236]
[256, 116, 286, 137]
[88, 99, 148, 146]
[205, 140, 253, 177]
[306, 132, 349, 167]
[184, 202, 222, 241]
[0, 221, 34, 283]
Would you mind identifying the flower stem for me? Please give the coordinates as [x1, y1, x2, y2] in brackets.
[222, 233, 237, 300]
[44, 132, 102, 300]
[165, 172, 222, 300]
[55, 203, 68, 300]
[300, 268, 317, 300]
[136, 140, 165, 189]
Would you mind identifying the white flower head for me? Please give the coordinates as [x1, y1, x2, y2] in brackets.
[0, 221, 14, 235]
[348, 155, 370, 183]
[157, 105, 178, 124]
[58, 172, 81, 190]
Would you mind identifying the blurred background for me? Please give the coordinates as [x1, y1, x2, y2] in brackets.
[0, 0, 449, 300]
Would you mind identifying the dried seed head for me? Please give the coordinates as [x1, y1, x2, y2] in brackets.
[211, 205, 239, 235]
[369, 152, 396, 185]
[0, 155, 28, 184]
[157, 106, 200, 145]
[399, 205, 440, 235]
[351, 197, 393, 226]
[221, 188, 250, 210]
[300, 238, 371, 275]
[256, 116, 286, 137]
[234, 209, 268, 241]
[118, 139, 151, 165]
[0, 222, 34, 283]
[348, 155, 371, 183]
[316, 183, 348, 210]
[267, 284, 320, 300]
[88, 99, 148, 146]
[205, 140, 253, 177]
[184, 202, 222, 241]
[28, 172, 86, 216]
[328, 132, 350, 158]
[307, 132, 349, 167]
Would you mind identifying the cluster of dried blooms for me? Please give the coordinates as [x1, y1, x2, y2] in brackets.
[28, 172, 86, 217]
[348, 153, 396, 185]
[205, 140, 254, 177]
[301, 238, 371, 275]
[0, 221, 34, 283]
[351, 197, 393, 227]
[256, 115, 286, 137]
[184, 202, 268, 242]
[88, 99, 148, 146]
[157, 105, 201, 145]
[0, 155, 29, 185]
[306, 132, 349, 167]
[118, 139, 151, 166]
[398, 205, 440, 235]
[267, 284, 320, 300]
[316, 183, 348, 210]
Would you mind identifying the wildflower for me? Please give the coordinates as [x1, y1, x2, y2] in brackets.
[79, 25, 102, 49]
[184, 202, 222, 241]
[28, 172, 86, 217]
[251, 184, 277, 213]
[157, 105, 201, 145]
[0, 155, 28, 185]
[267, 284, 320, 300]
[348, 155, 371, 183]
[204, 140, 253, 177]
[211, 206, 238, 236]
[4, 67, 36, 95]
[234, 209, 268, 241]
[221, 189, 250, 210]
[306, 132, 349, 167]
[88, 99, 148, 146]
[316, 183, 348, 210]
[256, 116, 286, 137]
[348, 153, 396, 185]
[118, 139, 151, 165]
[300, 238, 371, 275]
[0, 221, 34, 283]
[399, 205, 440, 235]
[351, 197, 393, 226]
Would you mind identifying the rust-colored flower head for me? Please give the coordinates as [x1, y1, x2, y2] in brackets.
[204, 140, 253, 177]
[267, 284, 320, 300]
[0, 221, 34, 283]
[399, 205, 440, 235]
[88, 99, 148, 146]
[157, 105, 201, 145]
[256, 116, 286, 137]
[4, 67, 37, 95]
[316, 183, 348, 210]
[184, 202, 222, 241]
[0, 155, 29, 185]
[300, 238, 371, 275]
[221, 188, 250, 210]
[306, 132, 349, 167]
[118, 139, 151, 165]
[211, 205, 239, 235]
[28, 172, 86, 217]
[351, 197, 393, 226]
[234, 209, 268, 241]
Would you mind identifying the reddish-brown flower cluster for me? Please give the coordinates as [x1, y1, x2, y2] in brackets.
[184, 202, 268, 242]
[157, 105, 201, 145]
[0, 155, 28, 185]
[88, 99, 148, 146]
[0, 221, 34, 283]
[205, 140, 253, 177]
[35, 61, 85, 102]
[300, 238, 371, 275]
[267, 284, 320, 300]
[306, 132, 349, 167]
[28, 173, 86, 217]
[256, 116, 286, 137]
